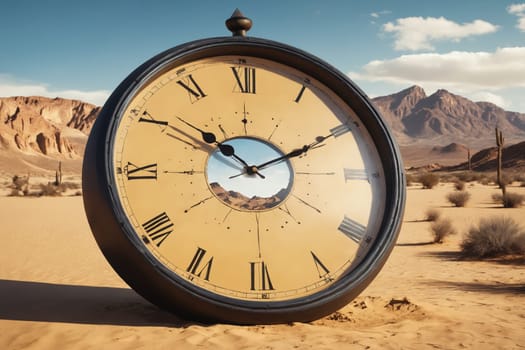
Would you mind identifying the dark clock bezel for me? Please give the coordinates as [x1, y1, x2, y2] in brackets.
[82, 36, 405, 324]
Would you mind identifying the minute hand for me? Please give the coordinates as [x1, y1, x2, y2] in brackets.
[256, 134, 331, 171]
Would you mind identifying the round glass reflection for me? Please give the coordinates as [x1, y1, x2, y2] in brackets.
[206, 137, 293, 211]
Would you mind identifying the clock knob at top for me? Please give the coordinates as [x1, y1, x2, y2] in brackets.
[226, 9, 252, 37]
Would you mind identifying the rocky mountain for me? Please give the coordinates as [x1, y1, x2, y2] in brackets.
[444, 141, 525, 171]
[0, 96, 100, 158]
[2, 86, 525, 174]
[210, 182, 289, 210]
[372, 86, 525, 147]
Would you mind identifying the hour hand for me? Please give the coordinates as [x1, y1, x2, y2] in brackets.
[177, 117, 217, 144]
[176, 117, 236, 156]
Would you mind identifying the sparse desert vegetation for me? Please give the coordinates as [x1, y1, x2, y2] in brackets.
[7, 173, 81, 197]
[430, 218, 457, 243]
[453, 180, 466, 191]
[460, 216, 525, 259]
[424, 208, 441, 222]
[492, 192, 524, 208]
[418, 172, 440, 189]
[446, 191, 471, 207]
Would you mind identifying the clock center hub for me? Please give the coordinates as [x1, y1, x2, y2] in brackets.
[206, 136, 294, 211]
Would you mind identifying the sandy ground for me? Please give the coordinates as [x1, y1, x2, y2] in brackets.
[0, 182, 524, 349]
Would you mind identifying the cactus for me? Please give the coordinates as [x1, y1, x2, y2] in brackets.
[495, 127, 505, 195]
[467, 147, 471, 171]
[54, 161, 62, 186]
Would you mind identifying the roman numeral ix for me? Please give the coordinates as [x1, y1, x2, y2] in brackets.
[124, 162, 158, 180]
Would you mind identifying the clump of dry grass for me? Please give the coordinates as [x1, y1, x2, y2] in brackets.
[447, 191, 471, 207]
[492, 192, 524, 208]
[8, 174, 29, 196]
[430, 218, 457, 243]
[424, 208, 441, 222]
[405, 173, 415, 187]
[419, 173, 439, 189]
[36, 182, 82, 197]
[454, 180, 466, 191]
[7, 175, 81, 197]
[460, 217, 525, 259]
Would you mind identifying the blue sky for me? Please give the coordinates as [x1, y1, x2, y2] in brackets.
[1, 1, 525, 112]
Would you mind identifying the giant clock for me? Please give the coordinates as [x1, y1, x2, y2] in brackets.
[82, 10, 405, 324]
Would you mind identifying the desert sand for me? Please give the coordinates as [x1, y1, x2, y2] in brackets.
[1, 181, 524, 349]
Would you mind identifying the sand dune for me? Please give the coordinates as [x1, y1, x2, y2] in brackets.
[1, 183, 524, 349]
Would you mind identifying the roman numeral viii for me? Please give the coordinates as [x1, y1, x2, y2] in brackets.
[231, 67, 256, 94]
[124, 162, 157, 180]
[186, 247, 214, 281]
[142, 212, 174, 247]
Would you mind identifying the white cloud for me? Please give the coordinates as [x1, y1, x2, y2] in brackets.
[507, 3, 525, 31]
[383, 16, 499, 51]
[371, 10, 390, 19]
[470, 91, 508, 108]
[350, 47, 525, 90]
[0, 75, 109, 106]
[508, 3, 525, 14]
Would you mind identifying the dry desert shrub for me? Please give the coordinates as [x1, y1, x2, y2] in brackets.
[430, 218, 457, 243]
[460, 217, 525, 259]
[424, 208, 441, 222]
[9, 174, 29, 196]
[456, 171, 482, 183]
[492, 192, 524, 208]
[405, 173, 415, 187]
[454, 180, 466, 191]
[419, 173, 439, 189]
[446, 191, 471, 207]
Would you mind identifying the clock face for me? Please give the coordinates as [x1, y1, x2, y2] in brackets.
[109, 55, 387, 302]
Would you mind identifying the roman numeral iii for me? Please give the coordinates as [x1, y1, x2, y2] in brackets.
[344, 168, 368, 182]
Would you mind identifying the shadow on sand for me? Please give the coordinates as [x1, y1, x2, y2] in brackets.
[425, 280, 525, 295]
[0, 279, 190, 326]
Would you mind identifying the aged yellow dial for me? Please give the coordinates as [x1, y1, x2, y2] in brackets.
[110, 56, 386, 301]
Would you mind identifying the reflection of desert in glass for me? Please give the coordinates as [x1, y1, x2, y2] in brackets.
[206, 137, 293, 211]
[209, 182, 291, 211]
